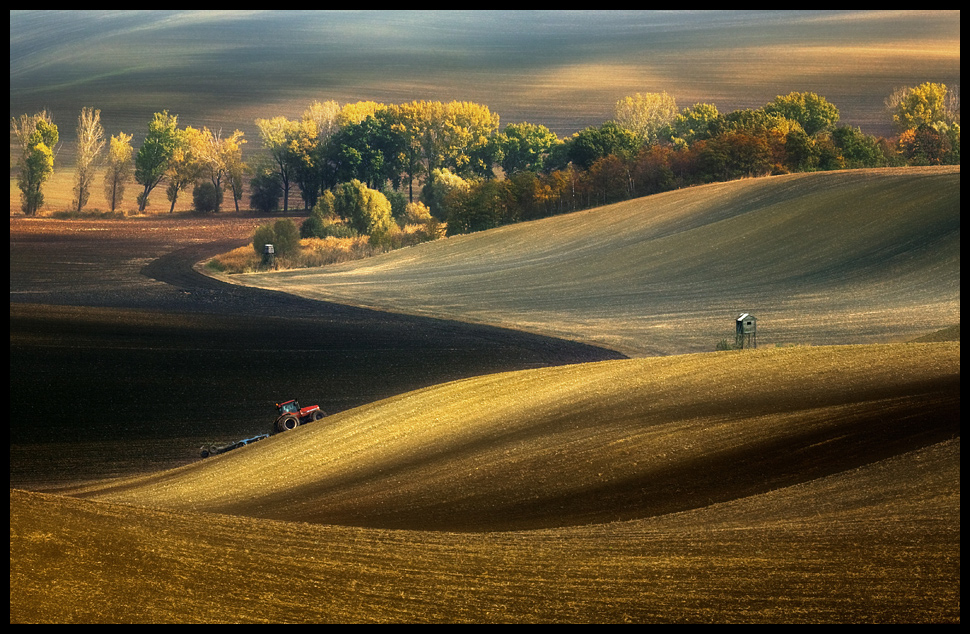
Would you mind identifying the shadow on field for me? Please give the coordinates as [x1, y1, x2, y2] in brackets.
[10, 220, 624, 487]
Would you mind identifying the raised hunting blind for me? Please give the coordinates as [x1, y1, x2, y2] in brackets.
[736, 313, 757, 349]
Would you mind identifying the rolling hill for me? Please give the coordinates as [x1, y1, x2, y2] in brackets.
[62, 342, 959, 531]
[219, 166, 960, 357]
[11, 167, 960, 622]
[12, 342, 961, 622]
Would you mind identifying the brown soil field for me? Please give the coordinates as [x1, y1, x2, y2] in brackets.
[9, 167, 960, 623]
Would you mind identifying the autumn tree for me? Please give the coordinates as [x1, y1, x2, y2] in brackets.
[71, 107, 105, 213]
[135, 111, 179, 211]
[441, 101, 501, 178]
[188, 127, 247, 212]
[11, 111, 58, 216]
[255, 116, 300, 212]
[103, 132, 133, 213]
[221, 131, 248, 212]
[613, 91, 678, 145]
[165, 126, 203, 213]
[886, 82, 959, 133]
[386, 102, 429, 201]
[383, 100, 499, 196]
[337, 100, 384, 127]
[762, 92, 840, 136]
[587, 154, 630, 206]
[287, 102, 340, 210]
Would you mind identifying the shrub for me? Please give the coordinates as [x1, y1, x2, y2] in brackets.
[252, 223, 276, 256]
[272, 219, 300, 258]
[192, 181, 221, 213]
[403, 201, 433, 225]
[249, 171, 282, 214]
[421, 168, 469, 220]
[301, 212, 360, 240]
[333, 179, 394, 236]
[301, 213, 324, 239]
[252, 219, 300, 262]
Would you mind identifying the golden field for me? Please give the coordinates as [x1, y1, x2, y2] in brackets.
[12, 342, 961, 623]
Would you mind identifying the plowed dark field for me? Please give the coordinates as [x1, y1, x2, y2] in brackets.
[9, 215, 622, 487]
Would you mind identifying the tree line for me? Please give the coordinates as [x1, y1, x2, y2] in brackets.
[11, 83, 960, 233]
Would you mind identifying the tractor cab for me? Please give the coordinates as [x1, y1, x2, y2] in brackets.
[277, 400, 301, 415]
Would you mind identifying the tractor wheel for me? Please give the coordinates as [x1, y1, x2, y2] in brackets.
[277, 415, 300, 433]
[311, 410, 325, 422]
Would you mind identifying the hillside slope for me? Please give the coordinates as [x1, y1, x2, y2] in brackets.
[13, 438, 960, 623]
[65, 343, 959, 532]
[218, 167, 960, 357]
[13, 342, 961, 623]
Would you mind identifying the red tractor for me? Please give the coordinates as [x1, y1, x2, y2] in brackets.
[273, 399, 326, 434]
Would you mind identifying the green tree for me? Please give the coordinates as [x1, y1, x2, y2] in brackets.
[330, 113, 404, 189]
[192, 181, 220, 213]
[333, 179, 394, 237]
[103, 132, 133, 214]
[782, 127, 820, 172]
[831, 126, 888, 169]
[421, 168, 470, 220]
[495, 122, 560, 175]
[252, 223, 275, 257]
[666, 103, 720, 146]
[445, 179, 506, 235]
[135, 111, 179, 211]
[613, 91, 678, 145]
[11, 111, 58, 216]
[71, 107, 105, 214]
[567, 121, 641, 171]
[273, 218, 301, 257]
[762, 92, 840, 136]
[249, 165, 282, 214]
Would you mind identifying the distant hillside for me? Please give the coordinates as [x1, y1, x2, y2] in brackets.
[10, 11, 960, 165]
[222, 166, 960, 357]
